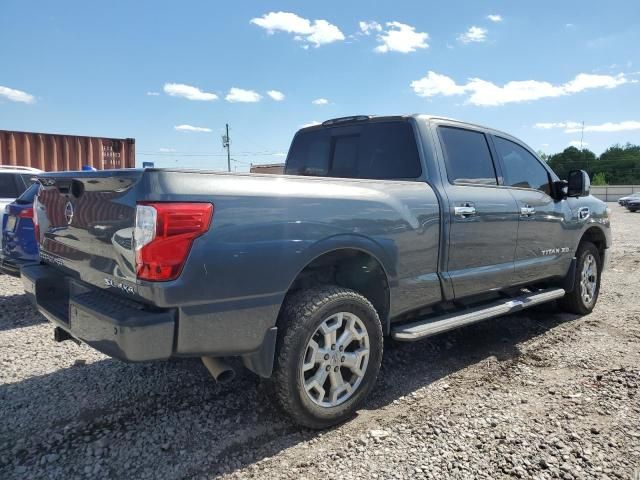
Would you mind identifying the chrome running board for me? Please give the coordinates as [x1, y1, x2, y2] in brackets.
[391, 288, 566, 342]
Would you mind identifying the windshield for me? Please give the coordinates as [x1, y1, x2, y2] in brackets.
[15, 182, 39, 204]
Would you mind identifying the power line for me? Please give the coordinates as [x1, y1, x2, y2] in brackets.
[137, 151, 286, 157]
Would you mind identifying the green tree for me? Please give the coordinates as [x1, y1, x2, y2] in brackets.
[536, 150, 549, 162]
[545, 143, 640, 184]
[591, 172, 607, 185]
[598, 143, 640, 184]
[547, 147, 597, 180]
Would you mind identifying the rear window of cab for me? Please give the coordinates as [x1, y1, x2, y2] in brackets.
[285, 121, 422, 180]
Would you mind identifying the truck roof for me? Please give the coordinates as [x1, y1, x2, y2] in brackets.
[300, 114, 520, 141]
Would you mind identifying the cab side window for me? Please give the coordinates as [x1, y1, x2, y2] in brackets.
[493, 136, 551, 194]
[439, 126, 497, 186]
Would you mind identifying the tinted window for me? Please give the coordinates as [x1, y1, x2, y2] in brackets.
[494, 136, 550, 194]
[285, 121, 422, 179]
[19, 174, 36, 191]
[439, 127, 497, 185]
[0, 173, 19, 198]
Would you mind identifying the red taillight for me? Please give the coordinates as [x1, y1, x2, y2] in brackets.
[32, 195, 40, 241]
[18, 207, 34, 219]
[135, 202, 213, 281]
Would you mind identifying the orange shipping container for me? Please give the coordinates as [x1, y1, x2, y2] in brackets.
[0, 130, 135, 171]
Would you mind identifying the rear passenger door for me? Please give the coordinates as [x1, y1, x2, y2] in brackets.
[491, 136, 572, 284]
[437, 126, 520, 299]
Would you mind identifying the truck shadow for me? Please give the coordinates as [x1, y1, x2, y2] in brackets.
[0, 307, 577, 479]
[0, 292, 47, 332]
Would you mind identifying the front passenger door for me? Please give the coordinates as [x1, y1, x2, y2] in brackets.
[491, 136, 572, 285]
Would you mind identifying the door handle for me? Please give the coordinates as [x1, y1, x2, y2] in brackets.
[454, 205, 476, 217]
[520, 205, 535, 217]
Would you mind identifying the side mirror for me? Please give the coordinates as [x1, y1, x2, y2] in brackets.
[567, 170, 590, 197]
[551, 180, 568, 200]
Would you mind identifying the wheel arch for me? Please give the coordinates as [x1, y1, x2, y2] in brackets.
[278, 244, 392, 334]
[579, 226, 607, 262]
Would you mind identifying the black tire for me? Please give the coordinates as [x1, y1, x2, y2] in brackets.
[271, 285, 383, 429]
[630, 209, 638, 213]
[559, 241, 602, 315]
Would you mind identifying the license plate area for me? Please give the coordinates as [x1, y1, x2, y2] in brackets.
[5, 216, 17, 232]
[35, 277, 71, 325]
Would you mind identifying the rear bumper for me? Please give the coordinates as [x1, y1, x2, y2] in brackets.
[20, 263, 279, 376]
[0, 254, 37, 277]
[21, 264, 176, 362]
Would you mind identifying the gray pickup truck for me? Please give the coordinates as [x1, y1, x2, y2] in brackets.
[22, 114, 611, 428]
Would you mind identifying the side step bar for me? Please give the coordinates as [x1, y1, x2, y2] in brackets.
[391, 288, 565, 342]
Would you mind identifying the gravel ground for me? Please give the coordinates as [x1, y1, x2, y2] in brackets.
[0, 203, 638, 480]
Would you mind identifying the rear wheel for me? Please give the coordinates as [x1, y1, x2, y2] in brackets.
[272, 285, 383, 429]
[559, 241, 601, 315]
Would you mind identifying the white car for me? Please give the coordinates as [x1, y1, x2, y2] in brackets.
[618, 192, 640, 206]
[0, 166, 42, 249]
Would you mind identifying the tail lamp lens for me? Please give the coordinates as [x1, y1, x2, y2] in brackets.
[32, 195, 40, 241]
[18, 207, 34, 219]
[134, 202, 213, 281]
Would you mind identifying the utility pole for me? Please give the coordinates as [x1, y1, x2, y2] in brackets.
[222, 124, 231, 172]
[580, 121, 587, 174]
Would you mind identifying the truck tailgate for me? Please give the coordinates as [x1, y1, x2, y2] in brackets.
[36, 170, 143, 293]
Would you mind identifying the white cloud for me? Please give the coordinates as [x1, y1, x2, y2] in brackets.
[458, 26, 488, 44]
[410, 71, 467, 97]
[487, 14, 502, 22]
[163, 83, 218, 101]
[374, 21, 429, 53]
[267, 90, 285, 101]
[158, 148, 176, 152]
[579, 121, 640, 133]
[225, 88, 262, 103]
[534, 121, 583, 130]
[301, 121, 321, 128]
[312, 98, 329, 105]
[537, 120, 640, 133]
[250, 11, 344, 47]
[410, 71, 632, 106]
[569, 140, 589, 147]
[146, 91, 160, 96]
[174, 124, 212, 133]
[359, 20, 382, 35]
[565, 23, 575, 28]
[0, 85, 35, 104]
[562, 73, 628, 93]
[306, 20, 345, 47]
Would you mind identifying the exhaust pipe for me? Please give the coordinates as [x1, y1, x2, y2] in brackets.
[201, 356, 236, 383]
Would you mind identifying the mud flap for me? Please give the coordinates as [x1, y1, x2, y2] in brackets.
[241, 327, 278, 378]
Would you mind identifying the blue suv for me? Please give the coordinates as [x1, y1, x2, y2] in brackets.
[1, 182, 39, 275]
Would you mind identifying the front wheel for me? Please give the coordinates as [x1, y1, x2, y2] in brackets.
[272, 285, 383, 429]
[559, 241, 601, 315]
